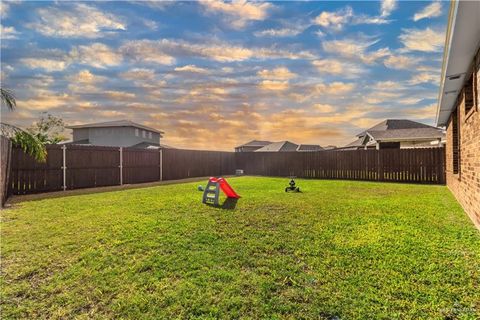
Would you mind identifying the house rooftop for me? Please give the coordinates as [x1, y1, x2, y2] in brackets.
[131, 142, 175, 149]
[67, 120, 164, 135]
[296, 144, 323, 151]
[236, 140, 272, 148]
[367, 128, 444, 141]
[357, 119, 440, 137]
[255, 141, 298, 152]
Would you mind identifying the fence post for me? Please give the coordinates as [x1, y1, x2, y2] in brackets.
[62, 145, 67, 191]
[159, 148, 163, 181]
[119, 147, 123, 185]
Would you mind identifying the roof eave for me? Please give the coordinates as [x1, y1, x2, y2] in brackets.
[436, 0, 459, 127]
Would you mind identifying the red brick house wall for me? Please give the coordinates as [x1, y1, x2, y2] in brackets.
[445, 52, 480, 228]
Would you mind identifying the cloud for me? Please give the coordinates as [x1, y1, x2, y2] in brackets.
[314, 104, 335, 113]
[353, 15, 390, 25]
[0, 2, 9, 18]
[71, 43, 123, 68]
[380, 0, 397, 17]
[67, 70, 106, 93]
[370, 80, 403, 91]
[312, 59, 366, 77]
[322, 38, 390, 64]
[120, 39, 314, 64]
[68, 69, 104, 84]
[174, 65, 209, 73]
[254, 27, 304, 37]
[408, 72, 439, 85]
[403, 103, 436, 117]
[120, 40, 175, 65]
[27, 3, 126, 38]
[257, 67, 296, 91]
[120, 68, 156, 81]
[20, 58, 70, 72]
[315, 82, 355, 95]
[200, 0, 273, 29]
[259, 80, 289, 91]
[313, 7, 353, 30]
[383, 54, 420, 69]
[399, 27, 445, 52]
[18, 90, 73, 110]
[413, 1, 442, 22]
[1, 24, 19, 39]
[313, 6, 391, 31]
[257, 67, 296, 80]
[364, 91, 402, 104]
[105, 90, 136, 100]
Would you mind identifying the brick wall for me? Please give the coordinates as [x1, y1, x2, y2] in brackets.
[445, 90, 480, 229]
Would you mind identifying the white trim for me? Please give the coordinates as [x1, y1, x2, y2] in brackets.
[119, 147, 123, 185]
[436, 0, 459, 126]
[62, 145, 67, 191]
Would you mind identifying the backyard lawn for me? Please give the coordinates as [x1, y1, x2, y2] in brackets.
[1, 177, 479, 319]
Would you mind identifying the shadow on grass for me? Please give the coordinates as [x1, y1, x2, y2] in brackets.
[206, 197, 239, 210]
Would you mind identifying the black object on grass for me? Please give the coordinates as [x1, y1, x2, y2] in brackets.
[285, 177, 300, 192]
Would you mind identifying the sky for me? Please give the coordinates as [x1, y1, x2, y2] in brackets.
[1, 0, 448, 150]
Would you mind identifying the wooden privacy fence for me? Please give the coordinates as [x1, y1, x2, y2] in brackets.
[8, 145, 235, 195]
[235, 148, 445, 184]
[6, 145, 445, 197]
[1, 136, 12, 206]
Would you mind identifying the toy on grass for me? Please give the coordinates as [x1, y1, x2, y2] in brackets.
[285, 177, 300, 192]
[202, 177, 240, 206]
[198, 185, 204, 191]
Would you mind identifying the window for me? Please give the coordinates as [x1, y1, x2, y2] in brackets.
[452, 108, 460, 174]
[464, 71, 474, 115]
[135, 128, 139, 137]
[142, 130, 146, 138]
[148, 132, 152, 139]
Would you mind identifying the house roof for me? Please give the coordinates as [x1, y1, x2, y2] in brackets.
[357, 119, 437, 137]
[436, 1, 480, 126]
[296, 144, 323, 151]
[235, 140, 272, 148]
[344, 137, 364, 148]
[255, 141, 298, 152]
[131, 142, 175, 149]
[67, 120, 164, 134]
[367, 128, 444, 141]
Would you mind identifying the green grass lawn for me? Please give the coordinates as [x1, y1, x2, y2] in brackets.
[1, 177, 479, 319]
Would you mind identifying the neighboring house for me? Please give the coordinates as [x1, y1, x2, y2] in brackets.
[255, 141, 298, 152]
[436, 1, 480, 227]
[296, 144, 323, 152]
[344, 119, 445, 150]
[323, 145, 337, 150]
[236, 140, 323, 152]
[66, 120, 164, 149]
[235, 140, 272, 152]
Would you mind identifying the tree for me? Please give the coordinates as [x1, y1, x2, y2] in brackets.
[27, 113, 66, 144]
[1, 88, 47, 162]
[1, 88, 16, 111]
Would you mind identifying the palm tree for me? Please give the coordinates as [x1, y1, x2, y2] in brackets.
[1, 88, 16, 110]
[1, 88, 47, 162]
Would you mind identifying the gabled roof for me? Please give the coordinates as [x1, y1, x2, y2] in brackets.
[296, 144, 323, 151]
[344, 137, 364, 148]
[357, 119, 437, 137]
[366, 128, 444, 141]
[67, 120, 164, 134]
[236, 140, 272, 148]
[255, 141, 298, 152]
